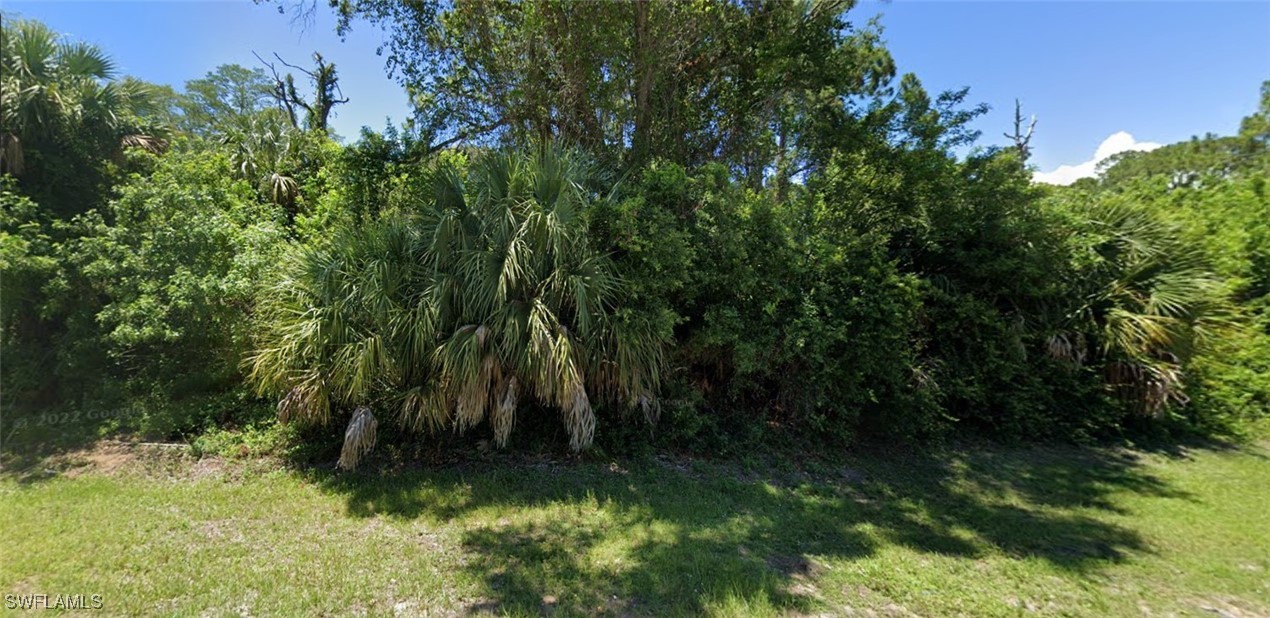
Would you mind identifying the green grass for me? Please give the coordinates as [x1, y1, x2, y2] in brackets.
[1, 442, 1267, 616]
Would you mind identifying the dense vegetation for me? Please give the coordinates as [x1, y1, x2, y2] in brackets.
[2, 3, 1266, 466]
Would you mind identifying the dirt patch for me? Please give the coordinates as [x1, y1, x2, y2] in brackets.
[59, 441, 141, 477]
[5, 439, 251, 483]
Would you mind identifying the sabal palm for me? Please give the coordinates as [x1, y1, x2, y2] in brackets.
[219, 109, 302, 207]
[250, 146, 665, 461]
[1, 18, 163, 175]
[1055, 199, 1223, 414]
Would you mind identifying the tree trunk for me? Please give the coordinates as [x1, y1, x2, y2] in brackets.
[631, 0, 654, 164]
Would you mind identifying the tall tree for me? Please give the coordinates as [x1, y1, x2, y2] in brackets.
[257, 52, 348, 133]
[294, 0, 894, 183]
[1004, 99, 1036, 162]
[178, 64, 275, 136]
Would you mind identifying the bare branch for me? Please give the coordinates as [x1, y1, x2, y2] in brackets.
[1004, 98, 1037, 162]
[254, 50, 301, 128]
[272, 52, 316, 79]
[426, 120, 506, 154]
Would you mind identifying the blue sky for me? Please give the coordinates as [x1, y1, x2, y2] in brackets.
[5, 1, 1268, 180]
[870, 1, 1270, 180]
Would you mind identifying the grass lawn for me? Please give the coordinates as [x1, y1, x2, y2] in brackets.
[1, 440, 1267, 616]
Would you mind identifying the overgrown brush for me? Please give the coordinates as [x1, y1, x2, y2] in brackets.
[249, 146, 668, 465]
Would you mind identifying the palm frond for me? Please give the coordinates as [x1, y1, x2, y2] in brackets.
[0, 132, 24, 175]
[120, 133, 168, 154]
[249, 144, 667, 455]
[56, 40, 116, 80]
[337, 407, 378, 470]
[1069, 198, 1226, 414]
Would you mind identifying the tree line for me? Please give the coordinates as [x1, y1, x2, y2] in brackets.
[2, 3, 1266, 464]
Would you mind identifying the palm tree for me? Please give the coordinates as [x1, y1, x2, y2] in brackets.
[1049, 199, 1224, 415]
[1, 18, 165, 176]
[219, 109, 303, 209]
[249, 145, 667, 466]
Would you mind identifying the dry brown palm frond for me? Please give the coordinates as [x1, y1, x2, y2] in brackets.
[636, 392, 659, 425]
[1105, 360, 1187, 417]
[120, 133, 168, 154]
[267, 172, 299, 206]
[455, 354, 500, 432]
[399, 384, 450, 432]
[0, 133, 24, 176]
[276, 387, 303, 423]
[491, 375, 518, 447]
[276, 377, 330, 424]
[562, 383, 595, 452]
[1046, 333, 1086, 365]
[337, 407, 378, 470]
[911, 363, 940, 394]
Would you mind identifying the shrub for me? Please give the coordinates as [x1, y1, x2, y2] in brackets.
[249, 146, 669, 462]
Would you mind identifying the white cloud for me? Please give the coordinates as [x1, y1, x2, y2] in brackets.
[1033, 132, 1163, 185]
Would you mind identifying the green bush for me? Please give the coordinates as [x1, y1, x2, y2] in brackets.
[593, 161, 936, 447]
[249, 146, 668, 462]
[1, 145, 289, 438]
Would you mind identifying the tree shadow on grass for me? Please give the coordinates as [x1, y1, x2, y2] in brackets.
[314, 445, 1195, 616]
